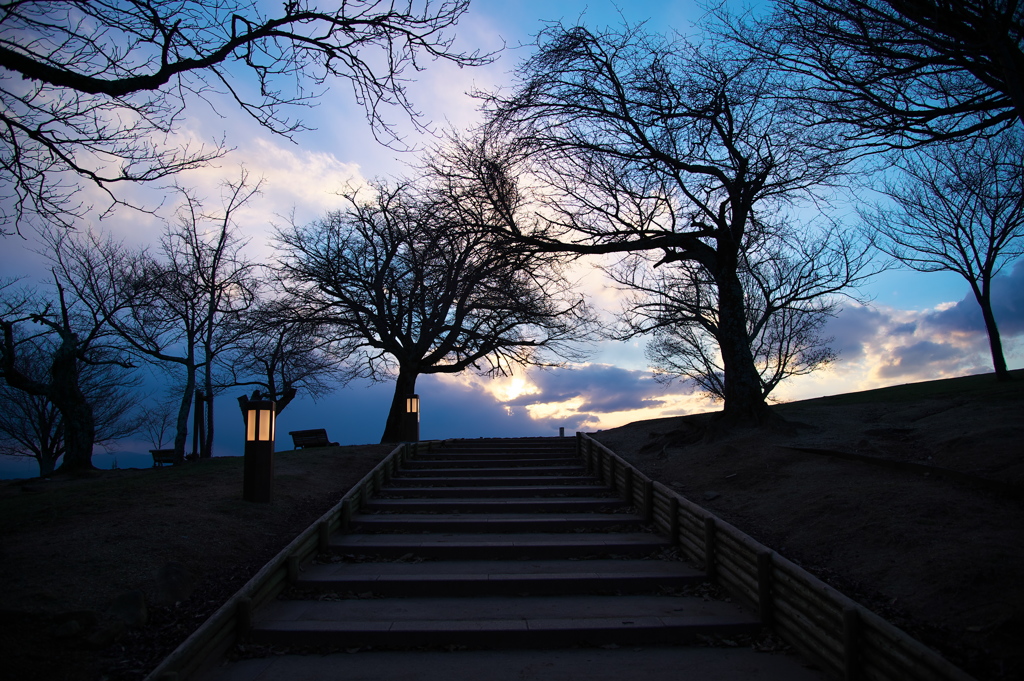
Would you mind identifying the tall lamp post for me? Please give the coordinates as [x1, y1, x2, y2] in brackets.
[405, 394, 420, 442]
[243, 399, 276, 502]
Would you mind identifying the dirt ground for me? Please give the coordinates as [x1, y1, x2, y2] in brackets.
[593, 370, 1024, 681]
[0, 444, 392, 681]
[0, 371, 1021, 681]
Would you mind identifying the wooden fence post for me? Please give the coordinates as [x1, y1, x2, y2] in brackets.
[341, 498, 353, 531]
[757, 550, 773, 624]
[317, 520, 330, 554]
[286, 554, 299, 585]
[643, 480, 654, 522]
[843, 606, 861, 681]
[704, 516, 717, 579]
[668, 496, 679, 546]
[236, 596, 253, 635]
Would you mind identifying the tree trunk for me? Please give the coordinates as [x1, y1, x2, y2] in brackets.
[38, 456, 56, 477]
[0, 320, 96, 473]
[172, 368, 195, 463]
[975, 282, 1011, 381]
[47, 330, 95, 474]
[715, 270, 776, 426]
[202, 364, 214, 458]
[380, 370, 418, 443]
[274, 386, 298, 415]
[57, 397, 95, 474]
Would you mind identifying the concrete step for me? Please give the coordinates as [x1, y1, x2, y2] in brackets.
[401, 458, 582, 469]
[250, 594, 761, 649]
[364, 497, 625, 512]
[414, 451, 578, 461]
[195, 646, 826, 681]
[378, 485, 613, 499]
[349, 512, 646, 533]
[330, 532, 670, 560]
[433, 439, 576, 450]
[397, 466, 588, 478]
[386, 475, 597, 487]
[294, 559, 706, 597]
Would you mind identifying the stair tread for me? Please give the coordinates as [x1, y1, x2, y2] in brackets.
[301, 559, 703, 580]
[334, 532, 666, 548]
[256, 595, 757, 628]
[368, 497, 622, 501]
[354, 512, 639, 521]
[387, 477, 598, 485]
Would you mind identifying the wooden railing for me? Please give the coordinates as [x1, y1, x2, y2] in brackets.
[144, 440, 432, 681]
[578, 432, 975, 681]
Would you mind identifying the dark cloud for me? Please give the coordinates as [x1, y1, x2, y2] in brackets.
[263, 365, 672, 450]
[824, 305, 890, 361]
[877, 340, 962, 378]
[505, 364, 668, 413]
[418, 375, 561, 439]
[922, 258, 1024, 337]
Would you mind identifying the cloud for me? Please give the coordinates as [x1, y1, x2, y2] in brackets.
[505, 364, 667, 412]
[921, 258, 1024, 337]
[876, 340, 963, 378]
[823, 304, 888, 361]
[431, 362, 718, 436]
[777, 264, 1024, 404]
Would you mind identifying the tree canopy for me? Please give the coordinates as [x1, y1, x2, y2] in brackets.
[475, 24, 869, 425]
[276, 176, 596, 441]
[0, 0, 490, 233]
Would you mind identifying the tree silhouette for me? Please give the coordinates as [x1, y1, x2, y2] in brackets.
[478, 24, 869, 427]
[721, 0, 1024, 149]
[0, 278, 135, 473]
[225, 298, 346, 416]
[0, 335, 138, 476]
[49, 175, 262, 461]
[610, 233, 844, 401]
[0, 0, 491, 233]
[276, 178, 596, 442]
[863, 132, 1024, 380]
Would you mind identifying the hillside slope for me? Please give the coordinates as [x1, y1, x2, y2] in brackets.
[593, 370, 1024, 681]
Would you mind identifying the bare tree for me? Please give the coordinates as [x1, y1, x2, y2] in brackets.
[863, 132, 1024, 380]
[0, 0, 492, 233]
[0, 335, 139, 476]
[275, 178, 596, 442]
[224, 298, 346, 416]
[140, 399, 176, 452]
[478, 24, 869, 427]
[0, 278, 136, 474]
[50, 175, 262, 461]
[720, 0, 1024, 149]
[612, 229, 845, 400]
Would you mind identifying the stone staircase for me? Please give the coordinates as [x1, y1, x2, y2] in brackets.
[245, 437, 763, 651]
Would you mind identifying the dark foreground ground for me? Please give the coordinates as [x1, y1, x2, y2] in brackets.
[1, 370, 1021, 680]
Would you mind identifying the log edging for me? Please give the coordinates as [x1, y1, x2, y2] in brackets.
[577, 433, 975, 681]
[143, 441, 415, 681]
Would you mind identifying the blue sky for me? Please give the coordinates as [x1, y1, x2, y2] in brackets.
[1, 0, 1021, 477]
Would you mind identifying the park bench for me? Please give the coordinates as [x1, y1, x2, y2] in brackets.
[150, 449, 176, 467]
[288, 429, 339, 449]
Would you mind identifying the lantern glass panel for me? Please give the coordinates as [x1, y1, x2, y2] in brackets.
[246, 411, 257, 441]
[258, 409, 273, 441]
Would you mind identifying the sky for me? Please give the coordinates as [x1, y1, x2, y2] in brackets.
[1, 0, 1021, 477]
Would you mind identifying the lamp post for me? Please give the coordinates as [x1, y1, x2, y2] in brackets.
[405, 394, 420, 442]
[243, 399, 276, 502]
